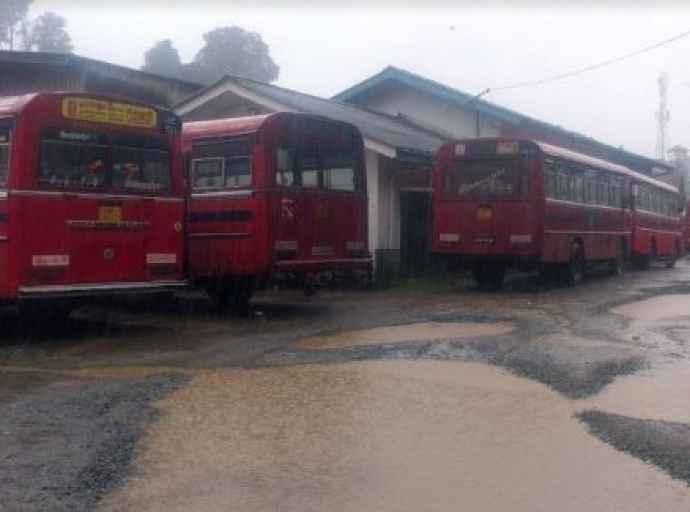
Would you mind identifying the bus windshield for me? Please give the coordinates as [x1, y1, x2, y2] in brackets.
[112, 136, 171, 193]
[39, 129, 172, 194]
[445, 159, 528, 200]
[276, 140, 359, 191]
[0, 121, 10, 188]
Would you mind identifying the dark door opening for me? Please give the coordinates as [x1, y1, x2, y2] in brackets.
[400, 190, 433, 276]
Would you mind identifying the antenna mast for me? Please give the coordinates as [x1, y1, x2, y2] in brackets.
[655, 72, 670, 160]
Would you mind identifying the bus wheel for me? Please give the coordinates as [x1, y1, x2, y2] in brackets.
[666, 243, 679, 268]
[565, 243, 584, 286]
[224, 278, 254, 315]
[209, 277, 253, 315]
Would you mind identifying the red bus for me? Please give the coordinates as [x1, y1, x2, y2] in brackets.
[0, 93, 186, 313]
[432, 138, 682, 287]
[183, 112, 371, 310]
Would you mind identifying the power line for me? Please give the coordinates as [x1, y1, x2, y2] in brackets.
[491, 28, 690, 91]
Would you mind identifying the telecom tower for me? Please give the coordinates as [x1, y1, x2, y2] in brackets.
[655, 72, 670, 161]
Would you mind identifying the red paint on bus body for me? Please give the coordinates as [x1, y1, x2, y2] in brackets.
[432, 138, 682, 285]
[0, 93, 186, 301]
[183, 113, 371, 303]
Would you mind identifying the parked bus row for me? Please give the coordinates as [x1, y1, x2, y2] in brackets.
[0, 92, 369, 317]
[0, 92, 682, 317]
[432, 138, 684, 288]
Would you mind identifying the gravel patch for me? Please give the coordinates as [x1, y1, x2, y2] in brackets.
[0, 372, 188, 511]
[578, 410, 690, 485]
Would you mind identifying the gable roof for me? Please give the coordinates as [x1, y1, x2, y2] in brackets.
[174, 74, 446, 160]
[333, 66, 672, 174]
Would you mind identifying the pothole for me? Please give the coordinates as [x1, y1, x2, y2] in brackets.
[294, 321, 515, 350]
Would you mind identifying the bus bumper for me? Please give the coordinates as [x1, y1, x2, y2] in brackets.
[17, 280, 188, 299]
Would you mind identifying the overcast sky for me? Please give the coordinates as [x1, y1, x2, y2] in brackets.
[31, 1, 690, 158]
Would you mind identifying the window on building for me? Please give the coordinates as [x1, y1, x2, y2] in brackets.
[39, 129, 108, 189]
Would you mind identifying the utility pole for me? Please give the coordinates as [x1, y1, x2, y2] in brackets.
[464, 88, 491, 138]
[655, 73, 670, 160]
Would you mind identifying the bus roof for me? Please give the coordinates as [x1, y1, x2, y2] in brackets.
[0, 94, 38, 117]
[442, 138, 679, 195]
[182, 114, 272, 140]
[182, 112, 362, 142]
[0, 92, 172, 118]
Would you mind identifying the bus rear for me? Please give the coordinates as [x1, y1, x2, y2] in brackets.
[0, 93, 185, 305]
[185, 113, 370, 310]
[432, 139, 541, 286]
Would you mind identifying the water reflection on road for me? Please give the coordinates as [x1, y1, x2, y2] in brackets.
[102, 359, 690, 512]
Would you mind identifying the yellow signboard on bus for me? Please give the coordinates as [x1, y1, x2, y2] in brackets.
[61, 97, 158, 129]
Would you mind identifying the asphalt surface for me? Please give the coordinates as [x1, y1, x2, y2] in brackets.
[1, 260, 689, 510]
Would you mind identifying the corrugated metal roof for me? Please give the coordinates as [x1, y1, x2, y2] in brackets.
[176, 75, 447, 157]
[334, 66, 673, 173]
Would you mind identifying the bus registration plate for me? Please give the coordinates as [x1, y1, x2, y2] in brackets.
[99, 206, 122, 223]
[477, 207, 493, 221]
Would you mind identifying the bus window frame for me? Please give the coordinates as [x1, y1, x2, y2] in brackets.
[275, 143, 361, 193]
[191, 136, 254, 192]
[191, 156, 226, 191]
[0, 118, 12, 189]
[111, 143, 173, 195]
[38, 130, 110, 191]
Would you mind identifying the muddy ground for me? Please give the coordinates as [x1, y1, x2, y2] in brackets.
[1, 261, 690, 510]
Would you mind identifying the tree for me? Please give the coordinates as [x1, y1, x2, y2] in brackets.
[141, 39, 182, 78]
[0, 0, 32, 50]
[189, 26, 279, 84]
[23, 12, 73, 53]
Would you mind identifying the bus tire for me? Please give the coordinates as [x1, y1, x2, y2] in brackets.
[565, 243, 584, 286]
[609, 243, 625, 276]
[666, 242, 679, 268]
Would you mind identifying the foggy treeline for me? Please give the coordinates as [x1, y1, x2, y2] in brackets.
[0, 0, 280, 85]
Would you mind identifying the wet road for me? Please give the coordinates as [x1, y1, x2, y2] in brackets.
[2, 261, 690, 510]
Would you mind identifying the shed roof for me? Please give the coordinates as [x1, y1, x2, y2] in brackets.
[0, 51, 202, 90]
[334, 66, 673, 174]
[175, 75, 446, 159]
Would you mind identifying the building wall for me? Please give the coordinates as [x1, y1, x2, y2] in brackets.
[350, 83, 501, 139]
[0, 63, 82, 96]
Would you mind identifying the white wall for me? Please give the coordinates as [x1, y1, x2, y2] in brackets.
[365, 149, 380, 256]
[355, 84, 501, 139]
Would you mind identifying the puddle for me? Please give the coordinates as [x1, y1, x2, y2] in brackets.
[612, 295, 690, 356]
[614, 295, 690, 323]
[102, 360, 690, 512]
[579, 360, 690, 423]
[295, 321, 514, 350]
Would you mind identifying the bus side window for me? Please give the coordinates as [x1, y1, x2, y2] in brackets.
[585, 171, 596, 204]
[0, 122, 10, 188]
[192, 157, 224, 189]
[276, 147, 295, 186]
[544, 161, 556, 198]
[573, 172, 584, 203]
